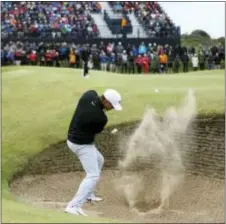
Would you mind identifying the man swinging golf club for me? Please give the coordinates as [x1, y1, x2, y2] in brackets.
[65, 89, 122, 216]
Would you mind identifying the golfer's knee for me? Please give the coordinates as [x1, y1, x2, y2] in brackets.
[87, 173, 100, 181]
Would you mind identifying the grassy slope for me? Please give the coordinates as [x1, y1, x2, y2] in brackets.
[2, 66, 224, 223]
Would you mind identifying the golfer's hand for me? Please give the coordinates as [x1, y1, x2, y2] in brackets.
[111, 128, 118, 134]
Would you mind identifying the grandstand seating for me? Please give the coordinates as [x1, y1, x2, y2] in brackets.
[108, 1, 180, 38]
[1, 1, 102, 40]
[1, 1, 180, 41]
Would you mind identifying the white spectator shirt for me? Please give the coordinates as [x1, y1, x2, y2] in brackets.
[192, 57, 199, 67]
[155, 26, 161, 33]
[151, 13, 156, 19]
[87, 26, 92, 32]
[122, 54, 128, 63]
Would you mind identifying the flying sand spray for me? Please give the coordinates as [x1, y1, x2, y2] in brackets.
[115, 89, 196, 215]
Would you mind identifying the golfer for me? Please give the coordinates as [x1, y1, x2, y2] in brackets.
[65, 89, 122, 216]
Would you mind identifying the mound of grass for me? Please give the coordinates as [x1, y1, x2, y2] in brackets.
[2, 66, 224, 223]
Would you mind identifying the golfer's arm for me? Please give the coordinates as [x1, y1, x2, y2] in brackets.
[88, 119, 107, 134]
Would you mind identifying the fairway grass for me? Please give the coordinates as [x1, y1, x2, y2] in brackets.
[2, 66, 224, 223]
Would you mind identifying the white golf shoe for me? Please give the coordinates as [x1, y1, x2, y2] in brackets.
[87, 195, 103, 202]
[64, 206, 88, 216]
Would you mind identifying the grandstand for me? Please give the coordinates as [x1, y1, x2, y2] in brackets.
[1, 1, 181, 46]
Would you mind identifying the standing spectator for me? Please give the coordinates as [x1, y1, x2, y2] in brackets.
[106, 42, 114, 55]
[173, 55, 180, 73]
[192, 54, 199, 71]
[109, 53, 116, 72]
[14, 48, 24, 66]
[207, 54, 214, 70]
[214, 53, 221, 69]
[141, 54, 150, 74]
[138, 42, 147, 55]
[167, 51, 174, 74]
[135, 54, 142, 74]
[7, 50, 15, 65]
[121, 16, 127, 37]
[59, 43, 68, 67]
[121, 50, 128, 73]
[115, 42, 124, 54]
[182, 52, 189, 73]
[132, 45, 138, 57]
[115, 53, 122, 73]
[198, 52, 205, 70]
[45, 50, 53, 66]
[159, 52, 168, 73]
[150, 53, 159, 74]
[91, 45, 100, 70]
[100, 52, 108, 71]
[128, 51, 135, 74]
[126, 44, 132, 54]
[1, 49, 5, 65]
[52, 49, 59, 67]
[69, 48, 76, 68]
[28, 50, 37, 65]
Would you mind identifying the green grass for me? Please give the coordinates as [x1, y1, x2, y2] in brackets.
[2, 66, 224, 223]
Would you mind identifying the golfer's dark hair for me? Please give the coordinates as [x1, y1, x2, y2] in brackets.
[100, 95, 106, 101]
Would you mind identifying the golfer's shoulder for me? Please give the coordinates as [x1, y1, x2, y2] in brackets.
[80, 90, 98, 102]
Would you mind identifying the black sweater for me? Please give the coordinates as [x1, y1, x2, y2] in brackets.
[67, 90, 108, 144]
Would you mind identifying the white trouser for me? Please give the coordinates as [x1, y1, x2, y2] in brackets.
[66, 140, 104, 208]
[101, 63, 107, 71]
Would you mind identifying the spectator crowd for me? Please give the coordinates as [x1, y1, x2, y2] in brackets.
[1, 1, 180, 40]
[109, 1, 180, 38]
[1, 2, 224, 74]
[1, 1, 101, 40]
[2, 41, 225, 74]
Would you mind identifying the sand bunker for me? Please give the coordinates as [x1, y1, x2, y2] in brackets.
[11, 170, 224, 222]
[10, 89, 225, 222]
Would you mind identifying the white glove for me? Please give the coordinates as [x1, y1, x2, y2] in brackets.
[111, 128, 118, 134]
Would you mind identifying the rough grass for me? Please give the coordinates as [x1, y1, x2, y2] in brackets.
[2, 66, 224, 223]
